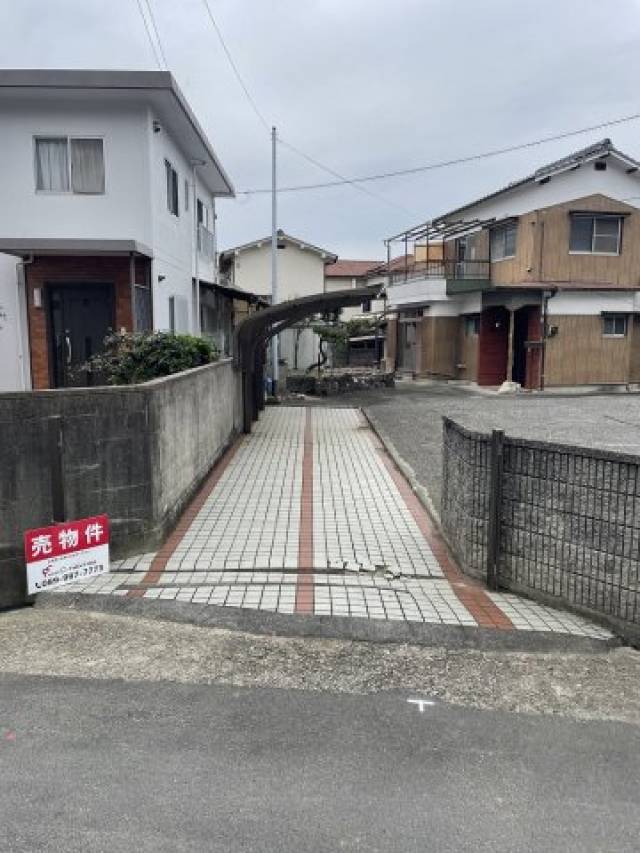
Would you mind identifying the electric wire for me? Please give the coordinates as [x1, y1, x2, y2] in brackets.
[134, 0, 163, 70]
[238, 111, 640, 195]
[143, 0, 169, 70]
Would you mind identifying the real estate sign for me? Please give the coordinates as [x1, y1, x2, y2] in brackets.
[24, 514, 110, 595]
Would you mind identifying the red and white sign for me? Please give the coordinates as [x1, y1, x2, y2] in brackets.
[24, 514, 110, 595]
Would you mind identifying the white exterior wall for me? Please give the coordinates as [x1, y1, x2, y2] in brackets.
[0, 253, 29, 391]
[547, 291, 639, 315]
[0, 99, 151, 243]
[325, 274, 384, 320]
[387, 277, 449, 309]
[0, 98, 216, 337]
[446, 159, 640, 223]
[147, 108, 216, 332]
[227, 240, 332, 371]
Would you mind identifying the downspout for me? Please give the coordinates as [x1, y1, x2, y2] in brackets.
[192, 163, 200, 334]
[211, 195, 218, 284]
[15, 254, 34, 390]
[129, 252, 136, 332]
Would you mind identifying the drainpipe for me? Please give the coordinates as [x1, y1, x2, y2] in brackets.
[15, 254, 34, 390]
[129, 253, 137, 332]
[211, 195, 218, 285]
[192, 162, 200, 335]
[506, 307, 515, 383]
[540, 289, 556, 391]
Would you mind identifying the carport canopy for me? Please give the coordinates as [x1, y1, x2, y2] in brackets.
[234, 284, 384, 432]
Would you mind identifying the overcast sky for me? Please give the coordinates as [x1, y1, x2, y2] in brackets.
[2, 0, 640, 259]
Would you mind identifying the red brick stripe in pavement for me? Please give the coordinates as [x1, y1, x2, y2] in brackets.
[125, 436, 245, 598]
[367, 426, 513, 631]
[295, 408, 315, 614]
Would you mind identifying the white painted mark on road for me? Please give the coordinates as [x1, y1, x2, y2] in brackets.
[407, 698, 435, 713]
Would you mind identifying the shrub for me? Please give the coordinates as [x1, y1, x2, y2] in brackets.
[83, 331, 218, 385]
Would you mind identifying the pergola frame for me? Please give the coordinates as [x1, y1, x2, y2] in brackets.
[233, 285, 384, 433]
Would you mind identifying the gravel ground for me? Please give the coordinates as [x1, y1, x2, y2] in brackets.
[2, 608, 639, 725]
[303, 381, 640, 513]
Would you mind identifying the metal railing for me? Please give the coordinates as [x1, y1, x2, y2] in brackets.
[197, 223, 215, 258]
[387, 258, 490, 285]
[441, 417, 640, 642]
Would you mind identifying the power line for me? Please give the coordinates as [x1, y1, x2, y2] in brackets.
[238, 111, 640, 194]
[198, 0, 412, 216]
[200, 0, 270, 133]
[143, 0, 169, 69]
[134, 0, 163, 70]
[277, 135, 419, 217]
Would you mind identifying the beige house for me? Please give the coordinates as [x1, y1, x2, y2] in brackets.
[386, 139, 640, 389]
[219, 229, 337, 372]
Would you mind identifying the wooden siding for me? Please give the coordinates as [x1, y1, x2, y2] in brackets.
[486, 194, 640, 287]
[385, 316, 398, 371]
[544, 315, 631, 385]
[456, 321, 478, 381]
[419, 316, 458, 377]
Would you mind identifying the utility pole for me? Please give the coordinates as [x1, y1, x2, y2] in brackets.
[271, 125, 279, 397]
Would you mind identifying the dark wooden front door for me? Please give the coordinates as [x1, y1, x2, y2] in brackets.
[47, 283, 115, 387]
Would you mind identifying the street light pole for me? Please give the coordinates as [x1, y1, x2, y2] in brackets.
[271, 125, 279, 396]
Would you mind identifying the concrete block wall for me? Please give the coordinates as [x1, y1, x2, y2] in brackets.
[441, 417, 640, 643]
[0, 359, 241, 608]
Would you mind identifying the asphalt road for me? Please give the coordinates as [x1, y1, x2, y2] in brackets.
[1, 673, 639, 852]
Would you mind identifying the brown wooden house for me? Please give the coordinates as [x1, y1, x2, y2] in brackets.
[385, 139, 640, 389]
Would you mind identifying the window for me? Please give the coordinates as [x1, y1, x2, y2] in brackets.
[165, 159, 179, 216]
[361, 299, 371, 313]
[570, 215, 622, 254]
[490, 222, 517, 261]
[35, 136, 105, 193]
[184, 178, 190, 211]
[197, 198, 208, 228]
[602, 314, 627, 337]
[464, 315, 480, 336]
[168, 296, 176, 332]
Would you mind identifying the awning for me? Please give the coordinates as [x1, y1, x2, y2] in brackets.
[0, 238, 153, 258]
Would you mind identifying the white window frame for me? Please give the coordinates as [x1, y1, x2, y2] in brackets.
[33, 135, 105, 195]
[489, 222, 517, 262]
[569, 214, 623, 256]
[602, 313, 628, 338]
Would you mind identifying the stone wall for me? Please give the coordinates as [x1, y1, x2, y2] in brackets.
[441, 417, 640, 643]
[0, 359, 241, 608]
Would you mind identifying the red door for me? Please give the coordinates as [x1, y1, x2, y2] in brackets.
[477, 307, 509, 386]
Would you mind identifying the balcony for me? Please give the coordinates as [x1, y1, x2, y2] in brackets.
[197, 223, 215, 259]
[388, 258, 490, 293]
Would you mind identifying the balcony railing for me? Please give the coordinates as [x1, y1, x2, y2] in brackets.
[388, 258, 490, 284]
[197, 223, 215, 259]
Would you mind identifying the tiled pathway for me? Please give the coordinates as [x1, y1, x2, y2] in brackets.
[49, 407, 613, 641]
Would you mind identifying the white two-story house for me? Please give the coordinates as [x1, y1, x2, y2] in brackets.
[219, 229, 338, 374]
[0, 69, 234, 390]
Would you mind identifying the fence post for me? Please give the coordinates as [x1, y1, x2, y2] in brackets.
[486, 429, 504, 590]
[47, 415, 65, 523]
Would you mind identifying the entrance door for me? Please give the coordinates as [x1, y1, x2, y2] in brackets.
[47, 284, 115, 387]
[398, 320, 417, 371]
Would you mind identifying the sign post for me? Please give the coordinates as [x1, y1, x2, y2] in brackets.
[24, 514, 110, 595]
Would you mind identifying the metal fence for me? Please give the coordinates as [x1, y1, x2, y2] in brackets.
[442, 417, 640, 641]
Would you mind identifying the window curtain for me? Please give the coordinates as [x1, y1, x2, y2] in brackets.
[35, 138, 69, 191]
[70, 139, 105, 193]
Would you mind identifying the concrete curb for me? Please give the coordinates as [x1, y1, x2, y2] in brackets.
[35, 592, 618, 653]
[362, 407, 442, 525]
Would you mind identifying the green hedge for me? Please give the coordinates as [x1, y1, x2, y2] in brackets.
[83, 331, 218, 385]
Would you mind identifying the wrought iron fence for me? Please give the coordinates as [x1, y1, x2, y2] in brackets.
[442, 417, 640, 641]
